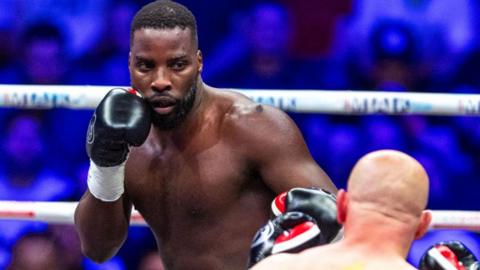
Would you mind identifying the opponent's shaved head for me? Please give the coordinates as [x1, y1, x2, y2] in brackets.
[347, 150, 429, 218]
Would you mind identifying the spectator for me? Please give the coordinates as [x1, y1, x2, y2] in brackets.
[361, 115, 407, 152]
[324, 123, 363, 188]
[73, 1, 138, 86]
[281, 0, 352, 58]
[0, 111, 74, 269]
[14, 0, 111, 59]
[209, 2, 299, 89]
[19, 20, 71, 85]
[0, 0, 21, 84]
[7, 233, 63, 270]
[339, 0, 474, 91]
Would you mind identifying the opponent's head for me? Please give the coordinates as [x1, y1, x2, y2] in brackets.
[338, 150, 431, 240]
[129, 0, 202, 130]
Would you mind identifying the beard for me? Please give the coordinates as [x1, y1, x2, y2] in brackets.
[150, 81, 197, 130]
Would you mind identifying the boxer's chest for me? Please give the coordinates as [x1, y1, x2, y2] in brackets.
[125, 138, 253, 226]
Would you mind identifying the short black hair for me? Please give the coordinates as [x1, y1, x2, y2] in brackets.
[130, 0, 198, 48]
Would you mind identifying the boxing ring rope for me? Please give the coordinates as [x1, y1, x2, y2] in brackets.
[1, 84, 479, 232]
[1, 84, 480, 115]
[0, 201, 479, 232]
[0, 201, 146, 226]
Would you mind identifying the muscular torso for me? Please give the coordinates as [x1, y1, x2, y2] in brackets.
[125, 91, 273, 270]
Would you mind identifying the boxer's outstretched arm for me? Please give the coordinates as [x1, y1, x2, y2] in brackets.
[74, 192, 132, 262]
[241, 106, 339, 267]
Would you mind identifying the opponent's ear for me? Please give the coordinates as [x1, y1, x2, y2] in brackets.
[336, 189, 348, 225]
[415, 210, 432, 240]
[197, 50, 203, 73]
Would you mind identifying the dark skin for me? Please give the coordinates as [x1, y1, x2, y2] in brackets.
[75, 27, 336, 270]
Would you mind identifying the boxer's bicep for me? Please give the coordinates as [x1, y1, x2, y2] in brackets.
[261, 149, 334, 194]
[245, 107, 336, 194]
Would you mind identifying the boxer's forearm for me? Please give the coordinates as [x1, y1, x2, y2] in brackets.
[74, 191, 130, 263]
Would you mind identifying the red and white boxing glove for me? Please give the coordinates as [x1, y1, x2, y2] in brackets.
[248, 211, 322, 267]
[420, 241, 480, 270]
[271, 187, 341, 243]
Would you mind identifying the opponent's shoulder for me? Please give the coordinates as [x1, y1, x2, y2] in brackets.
[250, 253, 298, 270]
[384, 258, 417, 270]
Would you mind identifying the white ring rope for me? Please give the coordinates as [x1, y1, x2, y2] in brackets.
[0, 201, 479, 232]
[1, 84, 480, 115]
[0, 201, 145, 226]
[1, 85, 477, 231]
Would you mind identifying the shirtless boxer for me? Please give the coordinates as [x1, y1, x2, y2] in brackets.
[250, 150, 432, 270]
[73, 1, 337, 269]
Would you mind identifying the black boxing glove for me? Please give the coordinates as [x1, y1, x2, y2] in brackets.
[420, 241, 480, 270]
[86, 88, 151, 166]
[86, 88, 151, 201]
[248, 211, 322, 268]
[271, 187, 342, 243]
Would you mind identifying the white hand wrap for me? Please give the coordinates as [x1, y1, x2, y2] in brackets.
[87, 160, 126, 202]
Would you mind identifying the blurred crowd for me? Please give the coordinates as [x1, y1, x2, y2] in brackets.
[0, 0, 480, 269]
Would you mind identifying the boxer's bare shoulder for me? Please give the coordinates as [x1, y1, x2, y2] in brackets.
[208, 87, 300, 144]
